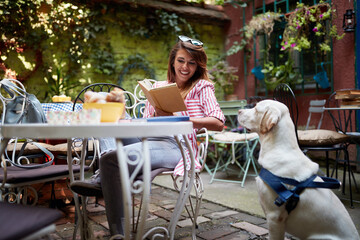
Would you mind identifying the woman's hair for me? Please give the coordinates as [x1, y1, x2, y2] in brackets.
[167, 41, 210, 90]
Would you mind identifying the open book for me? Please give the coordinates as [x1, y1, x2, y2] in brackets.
[138, 79, 187, 113]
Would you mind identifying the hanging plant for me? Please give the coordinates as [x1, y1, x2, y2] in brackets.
[281, 1, 344, 52]
[226, 12, 282, 59]
[246, 12, 283, 39]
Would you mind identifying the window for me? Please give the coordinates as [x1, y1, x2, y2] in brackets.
[251, 0, 333, 96]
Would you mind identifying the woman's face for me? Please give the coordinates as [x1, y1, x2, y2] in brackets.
[173, 48, 197, 88]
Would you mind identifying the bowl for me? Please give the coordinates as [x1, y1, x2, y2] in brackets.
[83, 102, 125, 122]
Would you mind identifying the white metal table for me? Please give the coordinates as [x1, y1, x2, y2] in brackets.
[0, 122, 195, 240]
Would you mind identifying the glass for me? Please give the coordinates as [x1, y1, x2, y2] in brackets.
[178, 35, 203, 47]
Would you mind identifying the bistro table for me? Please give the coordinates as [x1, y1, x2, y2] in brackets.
[0, 121, 195, 240]
[323, 105, 360, 207]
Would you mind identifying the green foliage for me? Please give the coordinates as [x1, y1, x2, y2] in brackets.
[0, 1, 201, 101]
[118, 54, 156, 91]
[43, 61, 80, 101]
[118, 9, 195, 39]
[0, 0, 45, 50]
[261, 54, 303, 90]
[208, 60, 238, 97]
[91, 43, 117, 76]
[226, 28, 251, 60]
[281, 1, 344, 52]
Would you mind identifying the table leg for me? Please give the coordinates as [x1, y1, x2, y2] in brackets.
[115, 138, 151, 240]
[168, 135, 195, 240]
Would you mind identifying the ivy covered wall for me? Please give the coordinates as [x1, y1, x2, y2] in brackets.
[0, 1, 228, 102]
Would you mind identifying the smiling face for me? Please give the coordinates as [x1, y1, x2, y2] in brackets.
[173, 48, 197, 89]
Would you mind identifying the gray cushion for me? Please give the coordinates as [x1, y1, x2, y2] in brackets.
[0, 164, 90, 183]
[212, 132, 259, 142]
[0, 201, 62, 240]
[298, 129, 350, 146]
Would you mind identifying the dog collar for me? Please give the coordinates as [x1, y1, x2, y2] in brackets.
[259, 168, 341, 214]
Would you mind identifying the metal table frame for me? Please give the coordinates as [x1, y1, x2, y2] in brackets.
[0, 122, 195, 240]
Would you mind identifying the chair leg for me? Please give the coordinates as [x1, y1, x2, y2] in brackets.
[132, 194, 143, 234]
[325, 151, 329, 177]
[50, 181, 57, 208]
[185, 173, 203, 240]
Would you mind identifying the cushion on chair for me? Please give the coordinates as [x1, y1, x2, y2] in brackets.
[6, 142, 54, 155]
[212, 132, 259, 142]
[0, 164, 90, 183]
[297, 129, 350, 146]
[0, 201, 62, 240]
[48, 139, 97, 154]
[70, 167, 173, 197]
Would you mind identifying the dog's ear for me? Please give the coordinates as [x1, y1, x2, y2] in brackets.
[260, 106, 281, 134]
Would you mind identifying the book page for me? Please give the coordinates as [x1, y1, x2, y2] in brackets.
[138, 80, 161, 109]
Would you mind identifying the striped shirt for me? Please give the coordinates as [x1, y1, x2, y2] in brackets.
[144, 79, 225, 176]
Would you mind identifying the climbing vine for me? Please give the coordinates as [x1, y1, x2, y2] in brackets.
[118, 54, 156, 88]
[0, 0, 223, 100]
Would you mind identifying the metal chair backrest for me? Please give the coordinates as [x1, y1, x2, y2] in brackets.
[218, 100, 247, 129]
[72, 83, 133, 112]
[305, 99, 326, 130]
[273, 83, 299, 143]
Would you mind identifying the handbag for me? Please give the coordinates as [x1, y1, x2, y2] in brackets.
[313, 63, 330, 89]
[1, 80, 47, 124]
[0, 79, 53, 168]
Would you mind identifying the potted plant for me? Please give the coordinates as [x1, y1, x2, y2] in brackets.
[262, 53, 303, 91]
[208, 61, 239, 101]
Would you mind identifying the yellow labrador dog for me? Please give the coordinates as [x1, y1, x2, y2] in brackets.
[237, 100, 359, 240]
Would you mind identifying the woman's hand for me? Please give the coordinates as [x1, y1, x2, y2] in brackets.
[153, 107, 173, 117]
[190, 117, 224, 131]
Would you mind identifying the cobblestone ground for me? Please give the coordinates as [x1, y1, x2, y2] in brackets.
[44, 184, 295, 240]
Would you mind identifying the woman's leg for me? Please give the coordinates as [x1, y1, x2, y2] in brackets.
[100, 138, 181, 236]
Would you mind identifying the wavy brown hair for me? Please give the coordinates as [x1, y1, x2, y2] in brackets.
[167, 41, 210, 98]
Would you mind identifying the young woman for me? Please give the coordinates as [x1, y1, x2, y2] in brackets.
[82, 36, 225, 237]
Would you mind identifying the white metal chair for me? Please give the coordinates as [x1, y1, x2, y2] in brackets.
[0, 79, 87, 206]
[209, 131, 259, 187]
[304, 99, 326, 130]
[207, 100, 259, 187]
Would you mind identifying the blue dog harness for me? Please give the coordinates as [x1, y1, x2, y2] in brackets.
[259, 168, 341, 214]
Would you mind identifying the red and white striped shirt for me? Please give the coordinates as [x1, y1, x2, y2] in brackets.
[144, 80, 225, 176]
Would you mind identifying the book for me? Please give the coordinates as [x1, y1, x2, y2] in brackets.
[335, 89, 360, 99]
[146, 116, 190, 122]
[137, 79, 187, 113]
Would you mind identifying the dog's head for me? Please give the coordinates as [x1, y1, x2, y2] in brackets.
[238, 100, 289, 134]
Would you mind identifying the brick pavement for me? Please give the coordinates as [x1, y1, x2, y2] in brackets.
[46, 184, 295, 240]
